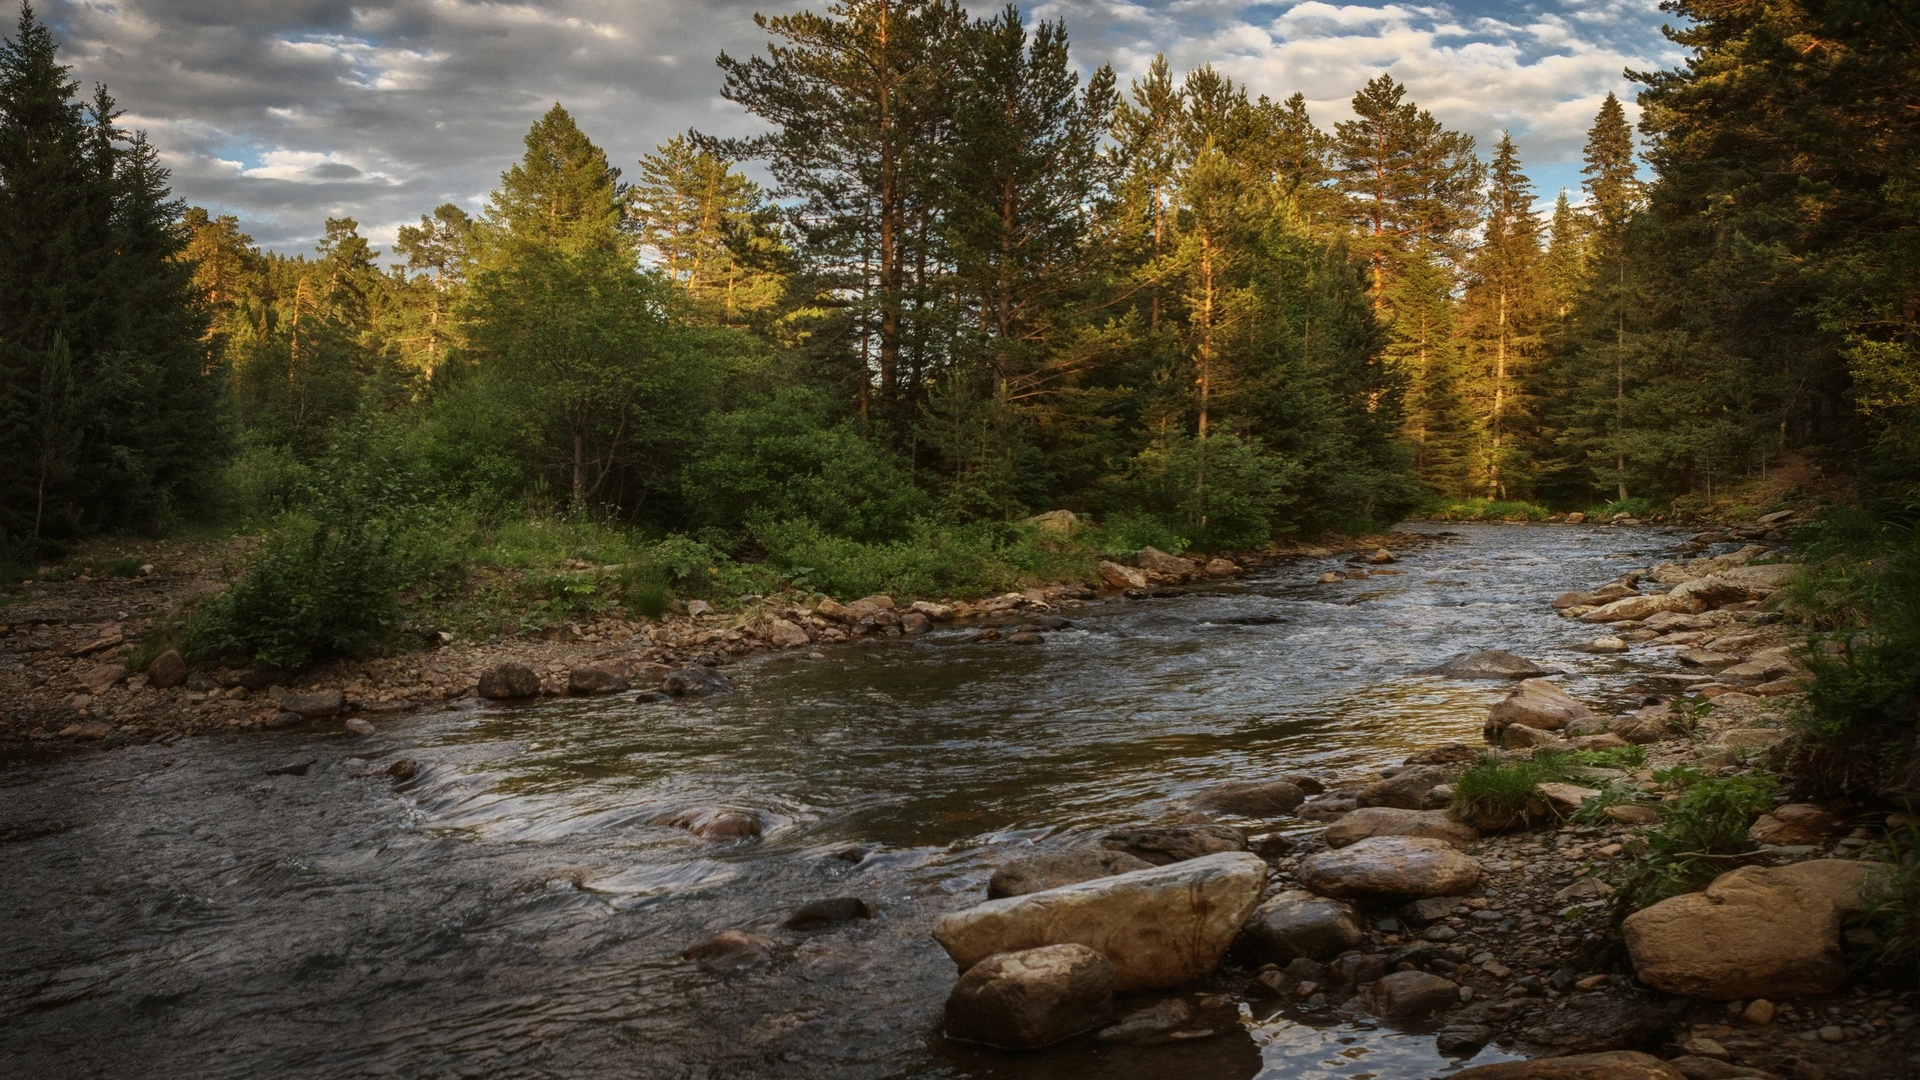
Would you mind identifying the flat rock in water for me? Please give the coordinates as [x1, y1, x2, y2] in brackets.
[568, 666, 630, 694]
[1191, 779, 1306, 816]
[662, 667, 734, 696]
[944, 945, 1114, 1049]
[282, 689, 345, 718]
[1324, 807, 1479, 849]
[989, 846, 1154, 899]
[658, 806, 763, 841]
[933, 851, 1267, 991]
[1099, 824, 1247, 866]
[1368, 969, 1459, 1020]
[1296, 836, 1481, 901]
[783, 896, 874, 930]
[1450, 1051, 1685, 1079]
[682, 930, 774, 971]
[1426, 650, 1555, 680]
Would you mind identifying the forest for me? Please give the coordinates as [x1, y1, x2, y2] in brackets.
[0, 0, 1916, 665]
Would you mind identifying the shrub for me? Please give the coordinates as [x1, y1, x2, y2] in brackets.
[183, 511, 404, 669]
[1113, 433, 1298, 550]
[1864, 826, 1920, 976]
[1586, 496, 1656, 519]
[686, 390, 929, 542]
[753, 517, 1093, 600]
[1092, 515, 1190, 560]
[1417, 497, 1552, 522]
[1450, 755, 1549, 830]
[1608, 768, 1779, 917]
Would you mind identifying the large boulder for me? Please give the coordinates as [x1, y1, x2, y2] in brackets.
[1136, 547, 1196, 581]
[1622, 873, 1844, 1000]
[1023, 510, 1080, 534]
[1489, 679, 1593, 732]
[762, 618, 811, 648]
[1427, 650, 1554, 680]
[1296, 836, 1481, 901]
[1099, 824, 1247, 866]
[1451, 1051, 1685, 1079]
[1368, 970, 1460, 1020]
[1581, 594, 1702, 623]
[282, 689, 345, 718]
[1714, 860, 1886, 916]
[1324, 807, 1479, 849]
[989, 846, 1154, 899]
[1356, 765, 1449, 810]
[932, 851, 1267, 991]
[1235, 890, 1363, 964]
[1098, 561, 1148, 591]
[478, 663, 542, 700]
[944, 944, 1115, 1049]
[1192, 779, 1307, 816]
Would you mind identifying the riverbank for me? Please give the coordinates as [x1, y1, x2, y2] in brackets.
[0, 529, 1426, 748]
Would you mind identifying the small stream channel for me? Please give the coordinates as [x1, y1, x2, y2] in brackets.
[0, 523, 1705, 1079]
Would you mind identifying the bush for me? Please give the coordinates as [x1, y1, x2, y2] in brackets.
[212, 441, 313, 526]
[1608, 768, 1778, 917]
[686, 390, 929, 542]
[1586, 496, 1657, 519]
[1450, 755, 1550, 830]
[183, 511, 404, 669]
[753, 517, 1093, 600]
[1416, 497, 1552, 522]
[1864, 826, 1920, 976]
[1092, 515, 1190, 560]
[1113, 433, 1298, 550]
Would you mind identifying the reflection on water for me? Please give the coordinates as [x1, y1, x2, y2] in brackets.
[0, 524, 1694, 1079]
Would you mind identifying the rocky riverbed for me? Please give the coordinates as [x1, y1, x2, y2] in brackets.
[3, 519, 1913, 1079]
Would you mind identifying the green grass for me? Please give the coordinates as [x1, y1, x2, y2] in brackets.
[1417, 497, 1552, 522]
[1585, 497, 1658, 519]
[1450, 755, 1551, 830]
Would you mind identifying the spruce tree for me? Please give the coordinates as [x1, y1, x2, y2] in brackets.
[631, 134, 786, 325]
[484, 103, 627, 258]
[1459, 133, 1542, 499]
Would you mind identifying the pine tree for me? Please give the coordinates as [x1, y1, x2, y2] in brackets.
[1459, 133, 1542, 499]
[392, 203, 473, 376]
[631, 134, 786, 324]
[484, 103, 627, 258]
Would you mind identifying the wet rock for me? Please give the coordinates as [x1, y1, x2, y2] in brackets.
[1356, 765, 1449, 810]
[1137, 547, 1196, 581]
[1368, 970, 1459, 1020]
[280, 689, 344, 718]
[1328, 952, 1388, 991]
[1576, 636, 1631, 654]
[1610, 710, 1673, 745]
[658, 806, 764, 842]
[683, 930, 775, 971]
[261, 711, 305, 729]
[1568, 733, 1631, 751]
[1098, 561, 1148, 590]
[265, 759, 315, 776]
[1318, 572, 1344, 584]
[342, 718, 375, 737]
[1489, 678, 1593, 732]
[1324, 807, 1479, 849]
[662, 666, 734, 697]
[1501, 723, 1563, 750]
[478, 663, 542, 700]
[899, 612, 930, 635]
[989, 846, 1155, 899]
[1623, 873, 1844, 999]
[1099, 824, 1248, 866]
[1536, 782, 1602, 813]
[1296, 836, 1481, 901]
[1204, 558, 1239, 577]
[1515, 993, 1685, 1054]
[1005, 632, 1045, 645]
[1368, 548, 1397, 564]
[1235, 890, 1364, 964]
[385, 759, 419, 781]
[783, 897, 874, 930]
[1192, 779, 1307, 816]
[763, 618, 811, 648]
[1580, 594, 1703, 623]
[569, 666, 630, 695]
[1437, 1025, 1496, 1056]
[146, 649, 188, 689]
[933, 851, 1267, 991]
[1427, 650, 1554, 680]
[944, 944, 1114, 1049]
[1452, 1052, 1686, 1079]
[1748, 804, 1837, 846]
[1095, 999, 1185, 1044]
[1405, 743, 1483, 767]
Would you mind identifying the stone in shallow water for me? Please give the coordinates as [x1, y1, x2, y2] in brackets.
[989, 846, 1153, 899]
[1233, 890, 1363, 964]
[1191, 779, 1307, 816]
[933, 852, 1266, 991]
[1451, 1051, 1685, 1079]
[1099, 824, 1247, 865]
[1426, 650, 1554, 680]
[943, 944, 1115, 1049]
[783, 896, 873, 930]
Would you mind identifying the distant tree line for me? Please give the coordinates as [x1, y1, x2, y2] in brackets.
[1, 0, 1914, 565]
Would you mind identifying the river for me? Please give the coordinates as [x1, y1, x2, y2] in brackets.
[0, 523, 1695, 1079]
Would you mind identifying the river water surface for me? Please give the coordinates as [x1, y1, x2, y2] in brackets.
[1, 524, 1697, 1080]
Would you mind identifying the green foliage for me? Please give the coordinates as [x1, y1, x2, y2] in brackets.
[1450, 755, 1549, 830]
[1092, 515, 1189, 560]
[686, 392, 928, 543]
[1417, 497, 1551, 521]
[1113, 433, 1297, 549]
[1610, 769, 1779, 915]
[1863, 827, 1920, 976]
[753, 517, 1093, 601]
[1586, 497, 1655, 519]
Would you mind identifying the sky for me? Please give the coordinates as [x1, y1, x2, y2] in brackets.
[32, 0, 1686, 255]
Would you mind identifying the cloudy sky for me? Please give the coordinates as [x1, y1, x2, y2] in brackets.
[33, 0, 1684, 255]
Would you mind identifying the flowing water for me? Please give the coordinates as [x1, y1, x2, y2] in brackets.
[1, 524, 1700, 1080]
